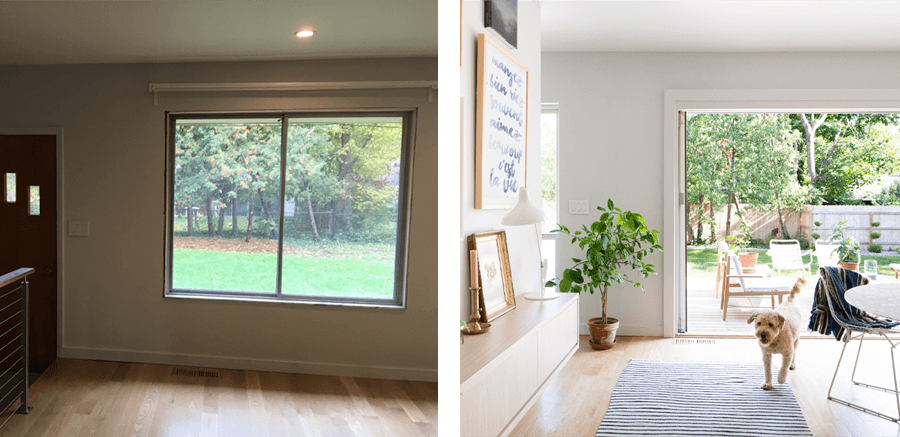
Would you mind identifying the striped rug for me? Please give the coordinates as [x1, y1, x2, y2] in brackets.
[596, 360, 812, 437]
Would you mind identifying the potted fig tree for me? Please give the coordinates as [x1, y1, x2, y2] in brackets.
[546, 199, 663, 350]
[825, 221, 860, 271]
[837, 236, 861, 271]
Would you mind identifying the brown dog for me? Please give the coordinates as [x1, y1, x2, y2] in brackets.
[747, 277, 807, 390]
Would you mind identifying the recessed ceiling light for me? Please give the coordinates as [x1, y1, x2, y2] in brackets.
[295, 29, 315, 38]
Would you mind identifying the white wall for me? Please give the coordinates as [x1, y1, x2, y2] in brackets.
[542, 51, 900, 336]
[460, 2, 542, 320]
[0, 57, 439, 381]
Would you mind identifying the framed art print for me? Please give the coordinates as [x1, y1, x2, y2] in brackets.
[475, 33, 528, 209]
[467, 230, 515, 321]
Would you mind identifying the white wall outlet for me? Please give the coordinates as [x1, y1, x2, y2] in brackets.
[568, 200, 589, 215]
[69, 221, 90, 237]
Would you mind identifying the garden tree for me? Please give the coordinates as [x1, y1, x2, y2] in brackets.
[875, 181, 900, 206]
[285, 125, 341, 243]
[318, 121, 403, 240]
[685, 114, 726, 244]
[174, 119, 402, 244]
[792, 113, 900, 203]
[797, 113, 828, 186]
[174, 122, 281, 241]
[230, 124, 281, 242]
[686, 114, 809, 240]
[174, 125, 229, 237]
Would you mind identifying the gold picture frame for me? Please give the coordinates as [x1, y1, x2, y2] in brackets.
[467, 230, 515, 321]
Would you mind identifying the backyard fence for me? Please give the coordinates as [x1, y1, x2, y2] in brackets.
[688, 204, 900, 250]
[688, 204, 803, 243]
[809, 205, 900, 249]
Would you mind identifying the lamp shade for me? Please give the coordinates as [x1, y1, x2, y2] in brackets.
[501, 190, 547, 226]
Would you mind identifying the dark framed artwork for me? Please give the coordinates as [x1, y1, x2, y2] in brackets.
[484, 0, 517, 49]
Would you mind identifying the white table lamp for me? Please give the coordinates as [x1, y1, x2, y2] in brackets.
[501, 190, 558, 300]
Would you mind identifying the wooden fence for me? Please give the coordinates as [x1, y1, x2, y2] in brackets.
[688, 204, 803, 244]
[688, 204, 900, 250]
[809, 205, 900, 249]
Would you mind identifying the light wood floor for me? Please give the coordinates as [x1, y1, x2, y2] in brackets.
[0, 358, 437, 437]
[510, 335, 900, 437]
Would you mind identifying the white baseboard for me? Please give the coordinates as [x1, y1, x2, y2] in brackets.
[59, 346, 437, 382]
[578, 324, 664, 337]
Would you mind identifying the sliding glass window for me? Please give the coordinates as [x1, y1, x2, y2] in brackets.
[165, 112, 414, 307]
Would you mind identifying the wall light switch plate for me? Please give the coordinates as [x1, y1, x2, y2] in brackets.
[69, 221, 90, 237]
[568, 200, 589, 215]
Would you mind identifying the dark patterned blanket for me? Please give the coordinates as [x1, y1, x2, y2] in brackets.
[808, 266, 900, 341]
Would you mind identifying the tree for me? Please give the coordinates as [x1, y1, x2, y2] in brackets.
[317, 121, 402, 241]
[174, 122, 280, 241]
[686, 114, 809, 239]
[797, 113, 828, 186]
[792, 113, 900, 203]
[174, 118, 404, 244]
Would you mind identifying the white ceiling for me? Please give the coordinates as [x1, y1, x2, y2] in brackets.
[0, 1, 437, 65]
[540, 1, 900, 52]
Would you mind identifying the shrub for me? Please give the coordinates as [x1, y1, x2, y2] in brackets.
[872, 222, 881, 228]
[869, 244, 883, 253]
[793, 231, 811, 250]
[871, 232, 882, 240]
[811, 233, 821, 240]
[814, 221, 822, 227]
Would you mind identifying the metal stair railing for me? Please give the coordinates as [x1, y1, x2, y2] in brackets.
[0, 268, 33, 430]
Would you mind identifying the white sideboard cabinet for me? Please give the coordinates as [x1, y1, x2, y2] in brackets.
[460, 293, 579, 436]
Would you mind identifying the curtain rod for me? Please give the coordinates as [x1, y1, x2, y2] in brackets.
[148, 80, 438, 105]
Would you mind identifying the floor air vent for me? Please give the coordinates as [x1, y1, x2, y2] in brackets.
[172, 368, 219, 378]
[674, 339, 716, 345]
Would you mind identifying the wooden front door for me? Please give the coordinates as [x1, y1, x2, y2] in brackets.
[0, 135, 57, 376]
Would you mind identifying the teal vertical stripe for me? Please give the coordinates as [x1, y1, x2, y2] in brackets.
[438, 0, 460, 436]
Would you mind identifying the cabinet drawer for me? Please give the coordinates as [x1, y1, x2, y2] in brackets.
[537, 301, 578, 383]
[460, 334, 538, 437]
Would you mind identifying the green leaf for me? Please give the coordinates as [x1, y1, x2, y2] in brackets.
[607, 199, 614, 209]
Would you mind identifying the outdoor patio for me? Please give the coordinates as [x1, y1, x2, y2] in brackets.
[685, 273, 817, 335]
[685, 261, 900, 335]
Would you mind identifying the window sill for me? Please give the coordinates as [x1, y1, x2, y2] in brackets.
[164, 291, 405, 309]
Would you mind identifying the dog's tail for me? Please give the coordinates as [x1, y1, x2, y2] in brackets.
[787, 277, 807, 303]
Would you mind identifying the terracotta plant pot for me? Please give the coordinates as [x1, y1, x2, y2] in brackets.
[587, 317, 619, 350]
[738, 252, 759, 269]
[840, 262, 859, 271]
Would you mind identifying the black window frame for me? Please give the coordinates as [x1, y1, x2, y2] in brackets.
[164, 110, 416, 308]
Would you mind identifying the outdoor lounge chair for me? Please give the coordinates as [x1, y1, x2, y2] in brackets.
[767, 239, 812, 277]
[714, 241, 729, 299]
[814, 241, 841, 267]
[809, 266, 900, 422]
[720, 251, 793, 320]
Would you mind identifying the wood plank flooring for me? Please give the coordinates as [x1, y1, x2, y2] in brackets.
[509, 335, 900, 437]
[0, 359, 437, 437]
[686, 273, 899, 335]
[686, 274, 817, 334]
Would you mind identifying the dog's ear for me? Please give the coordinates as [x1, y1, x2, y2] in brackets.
[747, 313, 758, 324]
[777, 313, 785, 329]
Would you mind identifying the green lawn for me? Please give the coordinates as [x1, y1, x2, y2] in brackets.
[687, 248, 900, 277]
[172, 248, 394, 298]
